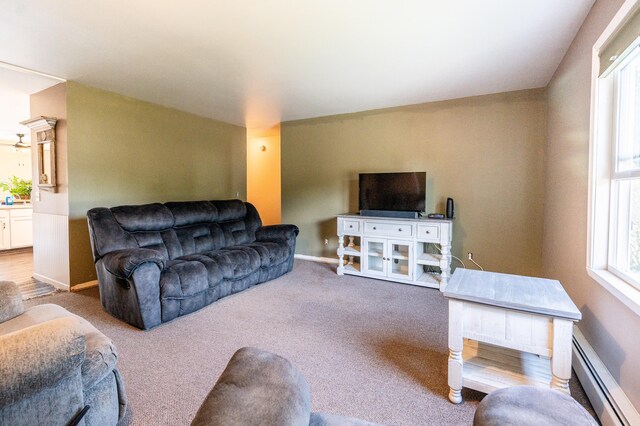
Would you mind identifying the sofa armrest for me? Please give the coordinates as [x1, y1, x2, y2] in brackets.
[255, 224, 299, 242]
[0, 317, 86, 407]
[102, 248, 166, 279]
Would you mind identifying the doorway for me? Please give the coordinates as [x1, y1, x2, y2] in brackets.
[0, 64, 59, 298]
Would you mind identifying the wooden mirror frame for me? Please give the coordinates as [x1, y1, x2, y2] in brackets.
[20, 116, 58, 191]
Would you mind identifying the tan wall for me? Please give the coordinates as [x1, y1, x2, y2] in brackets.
[29, 83, 71, 287]
[30, 83, 69, 216]
[247, 125, 281, 225]
[282, 89, 547, 276]
[66, 82, 246, 286]
[543, 0, 640, 407]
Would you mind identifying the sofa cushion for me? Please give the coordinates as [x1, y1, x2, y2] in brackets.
[112, 203, 174, 232]
[161, 260, 210, 298]
[191, 347, 311, 426]
[245, 241, 291, 267]
[166, 201, 218, 227]
[201, 247, 261, 280]
[0, 281, 24, 323]
[211, 199, 247, 221]
[0, 304, 119, 391]
[174, 224, 226, 257]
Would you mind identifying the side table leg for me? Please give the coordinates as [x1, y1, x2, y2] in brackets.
[337, 234, 345, 275]
[439, 241, 452, 291]
[551, 318, 573, 393]
[448, 300, 464, 403]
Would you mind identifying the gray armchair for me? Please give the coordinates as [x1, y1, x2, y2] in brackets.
[0, 281, 127, 425]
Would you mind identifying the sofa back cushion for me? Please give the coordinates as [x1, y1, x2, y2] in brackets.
[87, 200, 263, 261]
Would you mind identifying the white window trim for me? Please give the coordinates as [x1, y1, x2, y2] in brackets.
[587, 0, 640, 316]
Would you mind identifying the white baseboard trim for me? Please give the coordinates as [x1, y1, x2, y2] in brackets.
[572, 326, 640, 426]
[33, 273, 69, 292]
[71, 280, 98, 292]
[294, 254, 339, 264]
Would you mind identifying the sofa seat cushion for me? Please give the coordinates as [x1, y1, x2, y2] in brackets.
[161, 260, 212, 299]
[244, 242, 291, 268]
[0, 304, 118, 391]
[183, 247, 261, 280]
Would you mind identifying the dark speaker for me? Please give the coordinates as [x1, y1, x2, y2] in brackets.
[446, 197, 454, 219]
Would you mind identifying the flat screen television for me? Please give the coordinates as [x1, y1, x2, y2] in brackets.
[359, 172, 426, 217]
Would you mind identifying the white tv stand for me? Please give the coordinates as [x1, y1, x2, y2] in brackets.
[337, 214, 453, 290]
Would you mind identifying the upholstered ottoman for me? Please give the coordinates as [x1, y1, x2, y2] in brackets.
[473, 386, 598, 426]
[192, 347, 381, 426]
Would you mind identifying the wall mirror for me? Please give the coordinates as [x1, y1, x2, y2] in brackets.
[20, 116, 58, 191]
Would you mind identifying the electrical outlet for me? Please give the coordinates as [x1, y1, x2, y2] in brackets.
[324, 238, 329, 246]
[467, 252, 473, 261]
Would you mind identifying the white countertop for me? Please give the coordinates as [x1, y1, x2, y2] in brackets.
[0, 204, 33, 210]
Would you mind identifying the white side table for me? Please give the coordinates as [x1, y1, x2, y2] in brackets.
[443, 269, 581, 404]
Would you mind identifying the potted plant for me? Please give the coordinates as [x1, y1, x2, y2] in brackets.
[0, 176, 33, 201]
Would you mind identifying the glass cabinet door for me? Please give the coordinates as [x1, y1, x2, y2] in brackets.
[387, 240, 412, 281]
[363, 238, 386, 277]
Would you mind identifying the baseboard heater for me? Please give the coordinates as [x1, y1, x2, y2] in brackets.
[572, 326, 640, 426]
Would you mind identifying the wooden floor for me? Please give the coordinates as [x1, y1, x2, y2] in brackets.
[0, 247, 56, 299]
[0, 247, 34, 283]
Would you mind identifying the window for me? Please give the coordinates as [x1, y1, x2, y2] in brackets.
[609, 47, 640, 289]
[588, 2, 640, 314]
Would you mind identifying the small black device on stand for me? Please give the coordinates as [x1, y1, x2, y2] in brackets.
[425, 197, 454, 219]
[446, 197, 454, 219]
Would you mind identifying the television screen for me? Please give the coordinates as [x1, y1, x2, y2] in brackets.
[359, 172, 426, 212]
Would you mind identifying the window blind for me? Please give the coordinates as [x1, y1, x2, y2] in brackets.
[599, 7, 640, 76]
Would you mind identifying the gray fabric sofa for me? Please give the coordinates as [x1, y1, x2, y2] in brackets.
[0, 280, 127, 426]
[192, 347, 381, 426]
[87, 199, 299, 330]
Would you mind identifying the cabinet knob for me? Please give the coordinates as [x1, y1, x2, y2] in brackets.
[373, 227, 377, 230]
[426, 230, 430, 234]
[349, 225, 353, 228]
[398, 228, 402, 232]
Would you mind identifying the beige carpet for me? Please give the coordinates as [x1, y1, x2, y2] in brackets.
[26, 260, 595, 425]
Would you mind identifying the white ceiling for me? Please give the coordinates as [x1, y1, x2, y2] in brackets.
[0, 66, 63, 143]
[0, 0, 594, 128]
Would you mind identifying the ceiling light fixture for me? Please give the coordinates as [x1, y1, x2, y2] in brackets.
[14, 133, 30, 152]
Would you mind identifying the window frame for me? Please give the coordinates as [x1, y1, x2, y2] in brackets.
[607, 48, 640, 290]
[587, 0, 640, 316]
